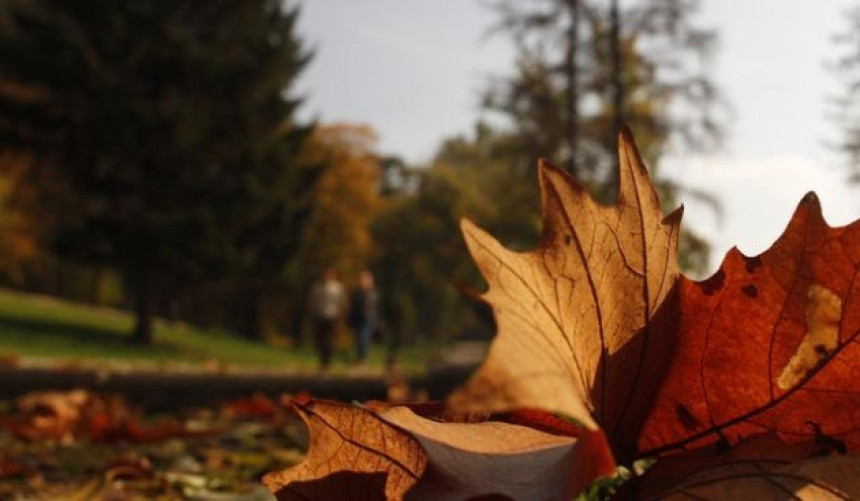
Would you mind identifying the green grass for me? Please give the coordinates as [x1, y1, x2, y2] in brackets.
[0, 288, 435, 372]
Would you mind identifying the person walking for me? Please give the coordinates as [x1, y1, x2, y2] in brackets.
[348, 270, 379, 365]
[309, 266, 346, 370]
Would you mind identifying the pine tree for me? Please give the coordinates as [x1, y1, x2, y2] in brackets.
[0, 0, 317, 343]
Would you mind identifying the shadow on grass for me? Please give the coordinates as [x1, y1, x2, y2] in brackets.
[0, 314, 185, 357]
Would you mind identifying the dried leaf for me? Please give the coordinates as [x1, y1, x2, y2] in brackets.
[623, 451, 860, 500]
[638, 194, 860, 457]
[0, 389, 90, 441]
[103, 456, 155, 482]
[263, 398, 614, 500]
[222, 393, 281, 420]
[381, 405, 611, 500]
[378, 401, 582, 438]
[262, 399, 427, 501]
[261, 129, 860, 498]
[448, 129, 681, 456]
[0, 389, 208, 444]
[0, 457, 26, 479]
[616, 433, 838, 499]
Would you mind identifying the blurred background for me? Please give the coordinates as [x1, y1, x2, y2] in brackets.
[0, 0, 857, 373]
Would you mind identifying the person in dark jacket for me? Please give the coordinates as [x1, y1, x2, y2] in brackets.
[347, 270, 378, 365]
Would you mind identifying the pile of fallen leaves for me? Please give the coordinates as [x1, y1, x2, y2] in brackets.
[264, 129, 860, 500]
[0, 389, 304, 499]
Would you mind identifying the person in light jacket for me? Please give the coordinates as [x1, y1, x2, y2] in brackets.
[309, 266, 346, 370]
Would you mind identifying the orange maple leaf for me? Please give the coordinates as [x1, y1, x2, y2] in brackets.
[638, 192, 860, 457]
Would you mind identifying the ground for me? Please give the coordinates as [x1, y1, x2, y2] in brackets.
[0, 390, 305, 500]
[0, 288, 486, 499]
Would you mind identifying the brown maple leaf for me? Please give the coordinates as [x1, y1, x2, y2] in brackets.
[637, 193, 860, 457]
[617, 433, 860, 500]
[649, 455, 860, 500]
[616, 433, 851, 499]
[447, 128, 681, 457]
[265, 128, 860, 499]
[262, 398, 427, 501]
[263, 397, 615, 500]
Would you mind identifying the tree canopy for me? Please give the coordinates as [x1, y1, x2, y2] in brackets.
[0, 0, 316, 342]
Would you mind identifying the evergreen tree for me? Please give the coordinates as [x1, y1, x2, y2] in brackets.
[0, 0, 317, 343]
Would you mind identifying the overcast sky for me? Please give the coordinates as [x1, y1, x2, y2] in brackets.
[295, 0, 859, 274]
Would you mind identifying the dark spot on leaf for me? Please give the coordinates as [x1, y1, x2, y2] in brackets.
[279, 471, 389, 499]
[806, 420, 847, 454]
[698, 269, 726, 296]
[715, 432, 731, 454]
[814, 344, 828, 358]
[675, 404, 700, 431]
[466, 494, 516, 501]
[744, 255, 762, 273]
[564, 234, 572, 246]
[742, 284, 758, 298]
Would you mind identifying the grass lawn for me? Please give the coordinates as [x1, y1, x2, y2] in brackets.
[0, 288, 436, 373]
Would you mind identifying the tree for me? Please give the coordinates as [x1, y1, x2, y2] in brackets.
[485, 0, 723, 193]
[0, 152, 39, 282]
[273, 124, 381, 343]
[371, 123, 538, 341]
[830, 4, 860, 182]
[482, 0, 723, 273]
[296, 124, 382, 280]
[0, 0, 315, 343]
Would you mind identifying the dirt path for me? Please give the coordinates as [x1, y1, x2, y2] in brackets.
[0, 365, 475, 410]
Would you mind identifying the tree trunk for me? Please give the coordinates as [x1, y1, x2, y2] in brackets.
[564, 0, 581, 176]
[286, 291, 307, 346]
[88, 266, 102, 305]
[242, 287, 264, 340]
[608, 0, 624, 196]
[132, 272, 154, 344]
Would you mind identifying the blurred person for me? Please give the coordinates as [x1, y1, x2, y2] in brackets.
[309, 267, 346, 370]
[347, 270, 379, 365]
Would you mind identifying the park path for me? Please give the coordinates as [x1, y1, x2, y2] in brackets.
[0, 364, 476, 411]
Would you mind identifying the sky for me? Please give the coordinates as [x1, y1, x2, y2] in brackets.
[295, 0, 859, 275]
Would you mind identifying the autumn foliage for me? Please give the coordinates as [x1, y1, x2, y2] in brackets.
[0, 389, 211, 444]
[264, 129, 860, 500]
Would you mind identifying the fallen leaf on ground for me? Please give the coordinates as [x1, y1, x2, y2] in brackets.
[0, 388, 212, 444]
[381, 404, 611, 500]
[642, 455, 860, 500]
[262, 398, 427, 500]
[0, 458, 25, 479]
[616, 433, 843, 499]
[263, 397, 614, 500]
[617, 433, 860, 500]
[222, 393, 281, 420]
[0, 389, 89, 442]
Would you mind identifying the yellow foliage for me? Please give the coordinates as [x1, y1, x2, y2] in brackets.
[0, 152, 40, 279]
[298, 123, 382, 286]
